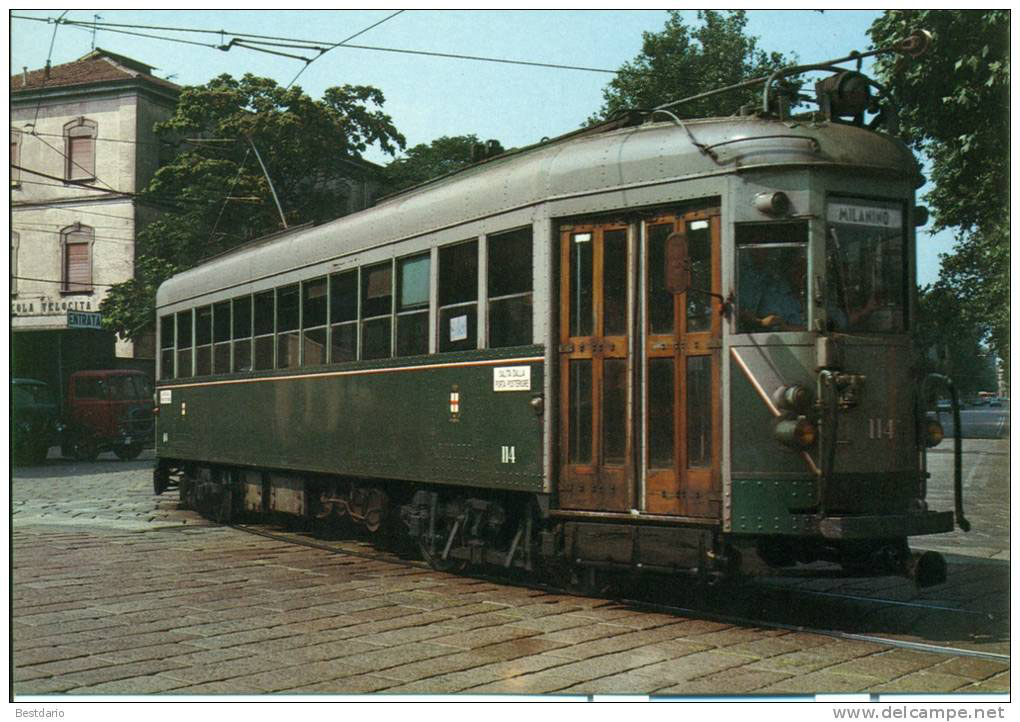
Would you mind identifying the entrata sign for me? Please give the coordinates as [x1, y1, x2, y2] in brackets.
[67, 310, 103, 329]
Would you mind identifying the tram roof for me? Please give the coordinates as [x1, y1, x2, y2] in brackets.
[157, 115, 921, 309]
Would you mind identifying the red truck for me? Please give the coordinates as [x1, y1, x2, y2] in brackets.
[60, 369, 155, 461]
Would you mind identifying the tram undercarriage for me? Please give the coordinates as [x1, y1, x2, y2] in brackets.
[157, 459, 949, 589]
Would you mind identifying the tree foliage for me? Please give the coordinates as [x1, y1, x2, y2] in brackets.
[594, 10, 793, 121]
[913, 285, 998, 397]
[869, 11, 1009, 368]
[100, 74, 405, 342]
[383, 134, 505, 194]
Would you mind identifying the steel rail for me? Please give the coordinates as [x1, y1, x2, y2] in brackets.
[225, 519, 1007, 664]
[617, 596, 1010, 665]
[752, 583, 998, 621]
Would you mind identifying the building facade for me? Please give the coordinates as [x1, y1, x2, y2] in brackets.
[10, 49, 181, 399]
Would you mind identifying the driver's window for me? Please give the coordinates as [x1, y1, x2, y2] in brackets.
[736, 222, 808, 333]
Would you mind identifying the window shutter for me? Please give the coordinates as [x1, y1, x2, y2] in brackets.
[65, 242, 91, 292]
[68, 135, 95, 179]
[10, 131, 20, 185]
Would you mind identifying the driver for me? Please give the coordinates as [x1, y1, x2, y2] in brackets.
[738, 248, 806, 332]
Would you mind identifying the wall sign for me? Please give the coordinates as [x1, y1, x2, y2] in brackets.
[11, 296, 96, 317]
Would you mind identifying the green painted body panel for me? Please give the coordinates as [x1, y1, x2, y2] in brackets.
[730, 478, 817, 535]
[156, 347, 546, 492]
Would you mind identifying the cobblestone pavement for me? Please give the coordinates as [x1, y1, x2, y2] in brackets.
[11, 443, 1010, 697]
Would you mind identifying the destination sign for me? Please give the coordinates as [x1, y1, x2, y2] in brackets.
[827, 202, 903, 229]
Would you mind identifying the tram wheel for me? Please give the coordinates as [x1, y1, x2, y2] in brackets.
[417, 508, 468, 573]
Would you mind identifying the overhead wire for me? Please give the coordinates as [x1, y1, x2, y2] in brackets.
[11, 224, 139, 246]
[11, 274, 121, 288]
[22, 131, 124, 197]
[285, 10, 405, 89]
[12, 13, 632, 77]
[29, 10, 70, 130]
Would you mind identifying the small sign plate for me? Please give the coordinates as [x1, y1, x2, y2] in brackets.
[493, 366, 531, 392]
[449, 315, 468, 342]
[159, 389, 172, 405]
[67, 310, 102, 329]
[827, 203, 902, 229]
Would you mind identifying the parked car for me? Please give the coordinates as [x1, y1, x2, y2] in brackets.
[12, 378, 63, 465]
[60, 370, 155, 461]
[988, 397, 1003, 407]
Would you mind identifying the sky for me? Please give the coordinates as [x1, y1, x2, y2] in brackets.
[8, 8, 956, 284]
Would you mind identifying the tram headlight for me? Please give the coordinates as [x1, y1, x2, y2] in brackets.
[774, 416, 817, 449]
[924, 418, 945, 448]
[772, 384, 813, 414]
[753, 191, 790, 217]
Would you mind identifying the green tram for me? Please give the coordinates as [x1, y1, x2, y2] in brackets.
[154, 37, 965, 588]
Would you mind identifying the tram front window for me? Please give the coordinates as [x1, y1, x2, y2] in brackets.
[825, 198, 907, 333]
[736, 222, 808, 333]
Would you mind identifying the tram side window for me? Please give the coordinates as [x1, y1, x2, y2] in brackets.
[213, 301, 231, 373]
[329, 270, 358, 363]
[253, 291, 275, 370]
[175, 310, 193, 378]
[159, 314, 174, 380]
[195, 305, 212, 376]
[276, 284, 300, 369]
[488, 228, 533, 348]
[736, 222, 808, 333]
[361, 261, 393, 360]
[396, 253, 430, 357]
[232, 296, 252, 372]
[302, 277, 327, 366]
[439, 240, 478, 352]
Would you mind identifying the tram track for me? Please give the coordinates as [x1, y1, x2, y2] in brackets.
[228, 520, 1009, 665]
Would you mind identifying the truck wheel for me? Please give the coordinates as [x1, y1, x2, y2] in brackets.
[71, 437, 99, 462]
[114, 444, 142, 461]
[29, 440, 49, 465]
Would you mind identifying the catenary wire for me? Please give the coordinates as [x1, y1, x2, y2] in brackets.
[13, 13, 633, 77]
[11, 274, 121, 288]
[285, 10, 404, 89]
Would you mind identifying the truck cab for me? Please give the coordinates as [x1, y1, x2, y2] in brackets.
[12, 378, 62, 465]
[61, 370, 155, 461]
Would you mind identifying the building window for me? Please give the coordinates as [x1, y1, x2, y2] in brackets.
[11, 129, 21, 188]
[438, 240, 478, 352]
[11, 231, 19, 295]
[64, 118, 97, 181]
[61, 224, 93, 293]
[487, 227, 533, 347]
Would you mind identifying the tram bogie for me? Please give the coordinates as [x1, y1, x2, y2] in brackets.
[154, 34, 963, 590]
